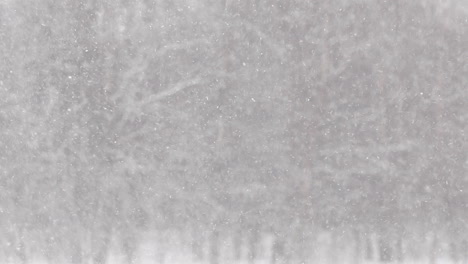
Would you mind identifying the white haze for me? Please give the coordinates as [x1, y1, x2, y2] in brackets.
[0, 0, 467, 264]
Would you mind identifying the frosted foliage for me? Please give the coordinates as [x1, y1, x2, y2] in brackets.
[0, 0, 467, 264]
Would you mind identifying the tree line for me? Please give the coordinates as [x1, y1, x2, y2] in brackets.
[0, 0, 467, 263]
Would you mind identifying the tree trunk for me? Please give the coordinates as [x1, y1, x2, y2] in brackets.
[191, 227, 204, 262]
[92, 227, 111, 264]
[16, 238, 27, 264]
[365, 235, 374, 261]
[449, 242, 459, 264]
[461, 240, 468, 264]
[12, 227, 28, 264]
[271, 235, 285, 264]
[123, 233, 137, 264]
[378, 236, 393, 262]
[156, 230, 166, 264]
[295, 228, 308, 264]
[353, 229, 362, 264]
[395, 235, 404, 263]
[429, 234, 438, 264]
[4, 233, 13, 263]
[328, 231, 338, 264]
[248, 228, 259, 264]
[233, 229, 242, 261]
[209, 229, 220, 264]
[71, 239, 83, 264]
[44, 236, 55, 264]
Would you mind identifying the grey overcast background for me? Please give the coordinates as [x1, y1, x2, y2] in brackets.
[0, 0, 467, 264]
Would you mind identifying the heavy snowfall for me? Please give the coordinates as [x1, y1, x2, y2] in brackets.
[0, 0, 467, 263]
